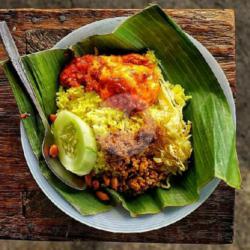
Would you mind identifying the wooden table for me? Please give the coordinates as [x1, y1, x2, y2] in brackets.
[0, 9, 236, 244]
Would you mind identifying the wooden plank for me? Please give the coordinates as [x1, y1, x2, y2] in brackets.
[0, 192, 23, 217]
[22, 190, 65, 218]
[0, 182, 233, 243]
[0, 9, 236, 243]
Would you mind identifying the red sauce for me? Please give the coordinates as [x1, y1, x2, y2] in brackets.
[60, 53, 160, 111]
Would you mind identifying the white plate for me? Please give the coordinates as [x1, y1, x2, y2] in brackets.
[20, 17, 236, 233]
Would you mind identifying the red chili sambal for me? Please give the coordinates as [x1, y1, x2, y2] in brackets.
[60, 52, 161, 111]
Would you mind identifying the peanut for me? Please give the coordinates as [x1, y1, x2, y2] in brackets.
[92, 180, 100, 190]
[103, 175, 110, 186]
[111, 177, 119, 190]
[49, 144, 59, 158]
[20, 113, 30, 119]
[49, 114, 57, 123]
[84, 175, 92, 187]
[96, 191, 110, 201]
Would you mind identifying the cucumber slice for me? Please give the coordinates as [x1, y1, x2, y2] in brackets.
[53, 110, 97, 176]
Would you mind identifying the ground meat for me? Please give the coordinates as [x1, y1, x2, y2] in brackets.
[86, 155, 169, 196]
[86, 121, 170, 196]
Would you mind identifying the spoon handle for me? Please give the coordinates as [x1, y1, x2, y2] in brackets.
[0, 21, 49, 129]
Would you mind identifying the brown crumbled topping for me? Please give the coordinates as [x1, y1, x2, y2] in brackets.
[87, 119, 171, 197]
[88, 155, 169, 196]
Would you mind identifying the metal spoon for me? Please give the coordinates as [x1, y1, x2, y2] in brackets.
[0, 21, 85, 190]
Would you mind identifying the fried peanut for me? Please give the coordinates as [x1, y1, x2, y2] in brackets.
[49, 144, 59, 158]
[84, 175, 92, 187]
[96, 191, 110, 201]
[92, 180, 100, 190]
[103, 175, 110, 186]
[111, 177, 119, 190]
[20, 113, 30, 119]
[49, 114, 57, 123]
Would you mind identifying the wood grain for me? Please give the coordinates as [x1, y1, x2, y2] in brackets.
[0, 183, 234, 243]
[0, 9, 236, 243]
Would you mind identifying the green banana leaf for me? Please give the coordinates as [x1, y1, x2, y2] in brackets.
[2, 5, 240, 217]
[2, 52, 112, 215]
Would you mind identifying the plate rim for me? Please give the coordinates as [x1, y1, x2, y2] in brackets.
[20, 16, 235, 233]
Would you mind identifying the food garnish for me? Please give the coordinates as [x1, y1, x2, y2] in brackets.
[20, 113, 30, 119]
[95, 191, 110, 201]
[49, 144, 59, 158]
[49, 114, 57, 123]
[53, 110, 97, 176]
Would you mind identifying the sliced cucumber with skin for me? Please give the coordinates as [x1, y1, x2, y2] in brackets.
[53, 110, 97, 176]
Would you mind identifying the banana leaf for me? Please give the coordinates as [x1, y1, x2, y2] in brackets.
[2, 5, 240, 217]
[2, 52, 112, 215]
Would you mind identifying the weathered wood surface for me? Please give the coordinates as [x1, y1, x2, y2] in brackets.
[0, 9, 236, 243]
